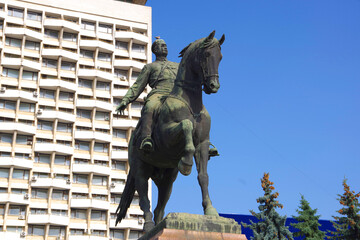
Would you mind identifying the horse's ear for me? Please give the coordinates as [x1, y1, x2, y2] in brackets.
[219, 34, 225, 45]
[179, 43, 191, 57]
[206, 30, 216, 42]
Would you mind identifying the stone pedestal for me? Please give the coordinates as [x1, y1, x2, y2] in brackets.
[139, 213, 247, 240]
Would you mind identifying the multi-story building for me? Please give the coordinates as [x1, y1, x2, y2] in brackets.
[0, 0, 151, 239]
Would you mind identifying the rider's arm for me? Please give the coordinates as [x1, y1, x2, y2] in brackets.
[122, 65, 150, 105]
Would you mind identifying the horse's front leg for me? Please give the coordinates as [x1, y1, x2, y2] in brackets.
[166, 119, 195, 176]
[134, 159, 155, 232]
[195, 140, 219, 216]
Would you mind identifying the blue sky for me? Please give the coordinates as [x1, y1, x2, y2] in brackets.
[145, 0, 360, 220]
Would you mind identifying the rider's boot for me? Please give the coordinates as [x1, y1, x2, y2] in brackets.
[140, 111, 154, 153]
[208, 142, 219, 159]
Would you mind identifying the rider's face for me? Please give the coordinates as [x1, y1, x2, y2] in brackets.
[155, 43, 168, 57]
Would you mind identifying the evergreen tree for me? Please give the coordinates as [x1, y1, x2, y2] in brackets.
[243, 173, 293, 240]
[291, 195, 325, 239]
[328, 179, 360, 240]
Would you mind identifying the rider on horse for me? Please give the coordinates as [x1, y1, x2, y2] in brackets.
[116, 37, 179, 152]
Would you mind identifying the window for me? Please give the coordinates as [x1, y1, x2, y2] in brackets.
[95, 111, 109, 120]
[0, 168, 9, 178]
[73, 174, 88, 184]
[110, 194, 121, 204]
[72, 192, 88, 199]
[5, 37, 22, 47]
[28, 225, 45, 236]
[75, 141, 90, 151]
[34, 153, 51, 164]
[112, 160, 126, 171]
[8, 205, 26, 215]
[7, 226, 24, 233]
[25, 40, 40, 50]
[71, 209, 87, 219]
[70, 229, 85, 235]
[131, 196, 139, 205]
[81, 21, 95, 30]
[54, 155, 70, 165]
[94, 143, 109, 153]
[55, 174, 69, 180]
[61, 61, 75, 71]
[57, 122, 72, 133]
[0, 133, 13, 143]
[22, 71, 38, 81]
[57, 140, 71, 146]
[129, 231, 142, 240]
[131, 71, 140, 81]
[30, 208, 47, 215]
[40, 89, 55, 99]
[92, 175, 108, 186]
[93, 194, 107, 200]
[115, 41, 128, 50]
[131, 102, 143, 111]
[110, 230, 125, 239]
[11, 188, 28, 195]
[96, 81, 110, 91]
[0, 152, 11, 157]
[12, 169, 29, 180]
[33, 172, 50, 178]
[91, 210, 106, 220]
[15, 153, 30, 159]
[74, 158, 89, 164]
[114, 69, 127, 79]
[31, 188, 48, 199]
[63, 32, 77, 42]
[79, 49, 94, 59]
[37, 120, 53, 131]
[49, 226, 66, 237]
[132, 43, 145, 53]
[78, 78, 93, 88]
[0, 100, 16, 110]
[8, 7, 24, 18]
[59, 91, 74, 101]
[0, 188, 7, 193]
[51, 209, 67, 216]
[2, 68, 19, 78]
[42, 58, 57, 68]
[113, 129, 127, 138]
[0, 205, 4, 215]
[52, 190, 69, 200]
[98, 23, 112, 33]
[44, 29, 59, 39]
[76, 109, 92, 119]
[98, 52, 111, 62]
[27, 11, 42, 21]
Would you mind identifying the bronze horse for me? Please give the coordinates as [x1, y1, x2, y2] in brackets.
[115, 31, 225, 232]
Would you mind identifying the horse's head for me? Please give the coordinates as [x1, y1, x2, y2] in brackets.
[179, 31, 225, 94]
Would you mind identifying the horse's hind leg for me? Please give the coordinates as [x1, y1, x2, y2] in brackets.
[153, 168, 178, 225]
[195, 140, 219, 216]
[166, 119, 195, 175]
[134, 159, 155, 232]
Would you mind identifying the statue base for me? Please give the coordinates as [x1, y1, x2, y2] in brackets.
[139, 212, 247, 240]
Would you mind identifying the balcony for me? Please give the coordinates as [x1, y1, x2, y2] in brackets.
[42, 48, 78, 61]
[44, 18, 80, 32]
[5, 26, 43, 41]
[28, 213, 70, 225]
[77, 69, 114, 82]
[113, 59, 145, 71]
[0, 231, 23, 240]
[0, 89, 38, 103]
[34, 143, 74, 155]
[39, 78, 77, 92]
[70, 198, 110, 210]
[1, 57, 21, 67]
[75, 130, 112, 142]
[112, 118, 138, 128]
[111, 150, 128, 160]
[72, 163, 111, 176]
[0, 193, 30, 205]
[31, 177, 71, 189]
[22, 59, 42, 71]
[110, 183, 125, 193]
[0, 122, 36, 135]
[110, 218, 143, 230]
[115, 31, 148, 44]
[37, 110, 76, 122]
[69, 235, 108, 240]
[80, 39, 114, 52]
[112, 88, 127, 97]
[76, 99, 113, 112]
[0, 156, 33, 169]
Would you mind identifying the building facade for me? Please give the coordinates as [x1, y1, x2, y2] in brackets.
[0, 0, 151, 239]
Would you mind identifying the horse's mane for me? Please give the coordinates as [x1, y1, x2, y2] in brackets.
[179, 37, 220, 59]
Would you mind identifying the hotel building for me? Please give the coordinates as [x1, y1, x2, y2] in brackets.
[0, 0, 151, 239]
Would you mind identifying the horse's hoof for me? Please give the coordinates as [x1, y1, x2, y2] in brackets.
[143, 220, 155, 232]
[204, 206, 219, 216]
[178, 160, 192, 176]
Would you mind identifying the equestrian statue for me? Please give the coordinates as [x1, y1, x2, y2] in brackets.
[115, 31, 225, 232]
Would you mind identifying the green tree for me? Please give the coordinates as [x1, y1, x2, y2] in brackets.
[291, 195, 325, 239]
[328, 179, 360, 240]
[243, 173, 293, 240]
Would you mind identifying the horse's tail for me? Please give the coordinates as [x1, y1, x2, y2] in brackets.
[115, 168, 136, 226]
